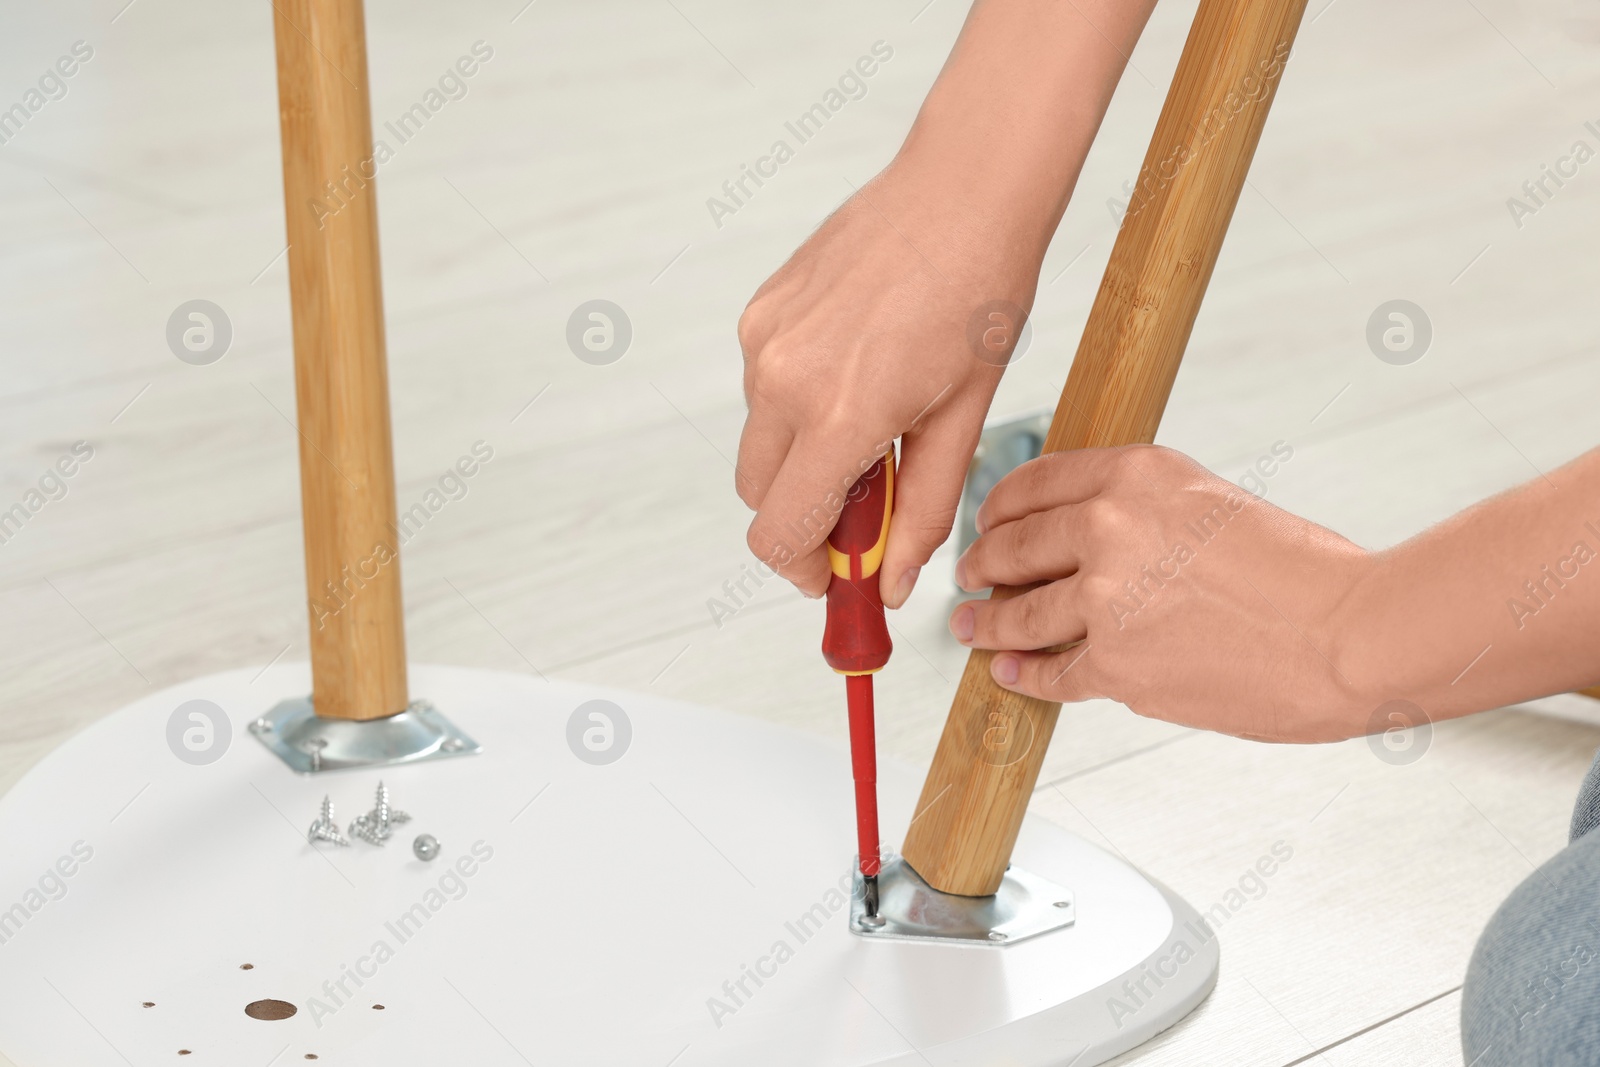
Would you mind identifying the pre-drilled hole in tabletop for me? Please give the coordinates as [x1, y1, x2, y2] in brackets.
[244, 999, 298, 1021]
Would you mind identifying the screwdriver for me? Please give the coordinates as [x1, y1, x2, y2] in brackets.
[822, 446, 895, 920]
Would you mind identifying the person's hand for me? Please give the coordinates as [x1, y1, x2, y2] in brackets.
[731, 0, 1163, 605]
[948, 445, 1375, 742]
[736, 164, 1041, 605]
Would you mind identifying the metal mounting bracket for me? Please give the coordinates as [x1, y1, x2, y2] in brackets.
[850, 856, 1076, 946]
[249, 696, 480, 774]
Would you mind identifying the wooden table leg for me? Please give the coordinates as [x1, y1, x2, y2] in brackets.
[901, 0, 1311, 896]
[272, 0, 408, 721]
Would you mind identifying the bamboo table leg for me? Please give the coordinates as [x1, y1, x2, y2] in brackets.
[901, 0, 1311, 896]
[272, 0, 408, 721]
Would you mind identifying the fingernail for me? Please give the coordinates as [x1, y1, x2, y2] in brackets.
[953, 554, 971, 591]
[949, 604, 974, 643]
[975, 512, 989, 535]
[992, 654, 1020, 685]
[889, 566, 920, 609]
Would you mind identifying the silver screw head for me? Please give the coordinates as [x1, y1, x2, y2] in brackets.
[987, 931, 1007, 942]
[250, 718, 271, 734]
[413, 834, 440, 862]
[308, 795, 349, 846]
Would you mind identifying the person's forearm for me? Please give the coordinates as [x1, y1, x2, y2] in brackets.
[888, 0, 1159, 260]
[1337, 447, 1600, 724]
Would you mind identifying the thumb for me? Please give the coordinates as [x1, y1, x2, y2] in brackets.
[880, 398, 987, 609]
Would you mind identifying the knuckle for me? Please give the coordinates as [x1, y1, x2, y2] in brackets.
[1080, 497, 1125, 541]
[1103, 446, 1149, 487]
[1124, 442, 1165, 462]
[737, 298, 773, 355]
[812, 402, 856, 440]
[1132, 443, 1196, 484]
[1019, 453, 1059, 493]
[1081, 572, 1123, 606]
[1007, 513, 1040, 565]
[1012, 594, 1049, 643]
[1145, 443, 1187, 468]
[745, 352, 799, 411]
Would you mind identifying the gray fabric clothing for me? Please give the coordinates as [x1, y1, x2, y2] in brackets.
[1461, 746, 1600, 1065]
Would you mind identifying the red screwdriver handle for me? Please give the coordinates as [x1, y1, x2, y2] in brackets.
[822, 449, 895, 674]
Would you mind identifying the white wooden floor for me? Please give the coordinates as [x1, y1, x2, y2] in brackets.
[3, 0, 1600, 1063]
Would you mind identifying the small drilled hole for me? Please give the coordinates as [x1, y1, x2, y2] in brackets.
[244, 999, 298, 1021]
[178, 1052, 191, 1057]
[240, 963, 254, 970]
[142, 1001, 155, 1008]
[305, 1055, 318, 1060]
[372, 1003, 385, 1010]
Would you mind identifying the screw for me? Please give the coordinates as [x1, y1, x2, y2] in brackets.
[301, 738, 327, 773]
[348, 813, 379, 844]
[987, 931, 1007, 942]
[250, 718, 272, 734]
[349, 781, 410, 845]
[307, 796, 349, 847]
[374, 781, 409, 831]
[1053, 900, 1071, 908]
[413, 834, 440, 861]
[441, 737, 465, 753]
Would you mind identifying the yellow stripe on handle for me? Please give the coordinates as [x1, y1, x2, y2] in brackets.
[828, 454, 894, 580]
